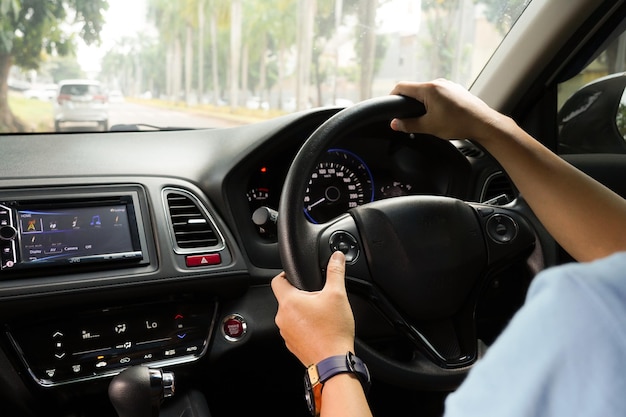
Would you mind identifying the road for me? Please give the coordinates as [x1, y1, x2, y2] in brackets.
[108, 101, 245, 130]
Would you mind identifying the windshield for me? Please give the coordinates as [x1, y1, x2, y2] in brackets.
[2, 0, 530, 133]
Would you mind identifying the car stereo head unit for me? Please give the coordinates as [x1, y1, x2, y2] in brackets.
[0, 194, 146, 274]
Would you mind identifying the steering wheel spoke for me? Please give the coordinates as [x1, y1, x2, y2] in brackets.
[471, 203, 537, 272]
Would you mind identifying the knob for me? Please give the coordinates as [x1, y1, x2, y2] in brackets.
[108, 366, 175, 417]
[0, 225, 17, 240]
[252, 206, 278, 236]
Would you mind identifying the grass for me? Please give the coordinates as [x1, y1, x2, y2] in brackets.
[128, 97, 286, 124]
[8, 93, 54, 132]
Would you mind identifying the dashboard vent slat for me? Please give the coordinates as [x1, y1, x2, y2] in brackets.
[165, 191, 220, 251]
[458, 145, 484, 158]
[481, 172, 515, 205]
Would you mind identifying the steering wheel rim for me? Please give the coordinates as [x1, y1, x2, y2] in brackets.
[277, 95, 536, 390]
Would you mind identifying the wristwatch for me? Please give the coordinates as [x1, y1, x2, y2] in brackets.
[303, 351, 371, 416]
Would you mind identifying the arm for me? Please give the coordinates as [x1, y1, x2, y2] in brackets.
[271, 251, 372, 417]
[390, 79, 626, 262]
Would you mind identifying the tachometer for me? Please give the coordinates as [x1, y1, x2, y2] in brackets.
[303, 149, 374, 223]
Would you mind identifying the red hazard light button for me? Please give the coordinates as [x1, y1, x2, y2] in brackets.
[185, 253, 221, 267]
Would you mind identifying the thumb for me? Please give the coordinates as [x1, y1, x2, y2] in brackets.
[324, 251, 346, 291]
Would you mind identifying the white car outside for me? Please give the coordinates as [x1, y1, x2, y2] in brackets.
[53, 79, 109, 131]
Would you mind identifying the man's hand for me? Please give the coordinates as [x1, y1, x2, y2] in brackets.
[390, 78, 504, 143]
[271, 251, 356, 366]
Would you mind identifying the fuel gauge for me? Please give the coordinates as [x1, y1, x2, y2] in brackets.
[246, 187, 270, 209]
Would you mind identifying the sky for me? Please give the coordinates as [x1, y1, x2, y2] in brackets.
[77, 0, 149, 75]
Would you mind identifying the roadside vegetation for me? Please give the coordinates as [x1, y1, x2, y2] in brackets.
[8, 94, 53, 132]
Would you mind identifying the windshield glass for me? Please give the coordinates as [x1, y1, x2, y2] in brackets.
[2, 0, 530, 133]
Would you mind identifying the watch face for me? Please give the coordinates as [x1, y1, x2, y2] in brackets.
[303, 374, 316, 415]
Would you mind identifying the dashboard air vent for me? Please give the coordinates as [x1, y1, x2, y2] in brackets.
[458, 145, 484, 158]
[164, 190, 221, 252]
[481, 172, 515, 205]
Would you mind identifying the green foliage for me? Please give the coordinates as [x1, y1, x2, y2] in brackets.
[1, 0, 108, 70]
[45, 55, 84, 82]
[475, 0, 529, 34]
[7, 93, 53, 131]
[0, 0, 107, 132]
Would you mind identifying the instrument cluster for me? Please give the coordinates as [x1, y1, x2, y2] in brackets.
[246, 134, 464, 239]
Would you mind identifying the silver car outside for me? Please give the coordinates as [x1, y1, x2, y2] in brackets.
[53, 80, 109, 131]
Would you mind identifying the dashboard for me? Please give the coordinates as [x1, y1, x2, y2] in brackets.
[0, 107, 517, 416]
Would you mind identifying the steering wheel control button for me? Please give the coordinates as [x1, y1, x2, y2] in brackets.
[486, 214, 518, 243]
[185, 253, 221, 267]
[329, 231, 359, 263]
[222, 314, 247, 342]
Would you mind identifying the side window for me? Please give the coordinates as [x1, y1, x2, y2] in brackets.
[557, 30, 626, 154]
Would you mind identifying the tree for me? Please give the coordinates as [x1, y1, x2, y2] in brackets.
[229, 0, 242, 108]
[296, 0, 316, 110]
[0, 0, 107, 132]
[476, 0, 528, 35]
[265, 0, 297, 110]
[44, 55, 84, 83]
[357, 0, 378, 100]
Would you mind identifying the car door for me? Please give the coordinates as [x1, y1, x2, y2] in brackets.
[517, 4, 626, 265]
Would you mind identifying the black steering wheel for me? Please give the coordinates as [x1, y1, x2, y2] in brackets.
[277, 95, 536, 391]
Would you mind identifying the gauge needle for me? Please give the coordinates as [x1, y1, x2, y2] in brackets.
[307, 197, 326, 211]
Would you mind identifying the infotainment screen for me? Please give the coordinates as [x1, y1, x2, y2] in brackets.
[0, 192, 147, 274]
[16, 203, 141, 265]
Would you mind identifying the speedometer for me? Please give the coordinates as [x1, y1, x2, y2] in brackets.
[303, 149, 374, 223]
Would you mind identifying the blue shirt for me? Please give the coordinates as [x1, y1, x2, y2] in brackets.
[444, 252, 626, 416]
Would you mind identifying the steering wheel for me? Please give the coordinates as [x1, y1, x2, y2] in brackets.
[277, 95, 536, 391]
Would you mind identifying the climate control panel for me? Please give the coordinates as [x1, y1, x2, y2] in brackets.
[7, 300, 216, 386]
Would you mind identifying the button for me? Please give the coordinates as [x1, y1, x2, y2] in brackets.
[329, 231, 359, 263]
[0, 225, 16, 240]
[222, 314, 247, 342]
[185, 253, 221, 267]
[486, 214, 518, 243]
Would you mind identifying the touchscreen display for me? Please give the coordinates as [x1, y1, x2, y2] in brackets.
[17, 204, 139, 264]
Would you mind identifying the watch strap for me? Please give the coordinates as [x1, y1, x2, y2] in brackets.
[316, 352, 371, 393]
[304, 352, 371, 417]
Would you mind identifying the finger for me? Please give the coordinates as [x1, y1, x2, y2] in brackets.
[270, 271, 292, 298]
[324, 251, 346, 292]
[390, 80, 428, 102]
[391, 117, 427, 134]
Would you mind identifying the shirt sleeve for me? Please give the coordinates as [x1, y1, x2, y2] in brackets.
[443, 252, 626, 417]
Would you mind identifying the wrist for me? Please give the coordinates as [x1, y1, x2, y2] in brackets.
[304, 352, 371, 416]
[471, 113, 517, 148]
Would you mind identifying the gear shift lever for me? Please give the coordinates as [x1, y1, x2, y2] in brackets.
[108, 366, 175, 417]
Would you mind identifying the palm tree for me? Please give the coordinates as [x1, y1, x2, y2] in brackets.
[229, 0, 243, 108]
[358, 0, 377, 100]
[148, 0, 184, 100]
[296, 0, 317, 110]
